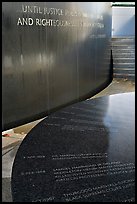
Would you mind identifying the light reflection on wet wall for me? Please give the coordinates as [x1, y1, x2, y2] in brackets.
[2, 2, 112, 130]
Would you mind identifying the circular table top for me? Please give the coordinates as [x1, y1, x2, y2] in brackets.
[11, 92, 135, 202]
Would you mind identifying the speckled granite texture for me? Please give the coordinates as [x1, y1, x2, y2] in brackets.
[11, 93, 135, 202]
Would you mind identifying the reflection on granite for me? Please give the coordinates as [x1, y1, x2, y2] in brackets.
[11, 92, 135, 202]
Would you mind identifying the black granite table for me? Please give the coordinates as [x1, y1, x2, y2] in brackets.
[11, 92, 135, 202]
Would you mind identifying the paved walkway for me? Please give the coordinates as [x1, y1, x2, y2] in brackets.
[91, 78, 135, 98]
[2, 133, 26, 202]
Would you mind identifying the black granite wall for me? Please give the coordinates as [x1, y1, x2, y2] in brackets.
[2, 2, 112, 130]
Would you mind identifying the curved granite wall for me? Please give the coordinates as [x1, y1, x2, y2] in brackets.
[2, 2, 112, 130]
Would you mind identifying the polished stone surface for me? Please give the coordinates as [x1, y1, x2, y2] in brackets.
[2, 2, 112, 130]
[11, 92, 135, 202]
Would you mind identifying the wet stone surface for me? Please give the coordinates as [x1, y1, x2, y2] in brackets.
[11, 93, 135, 202]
